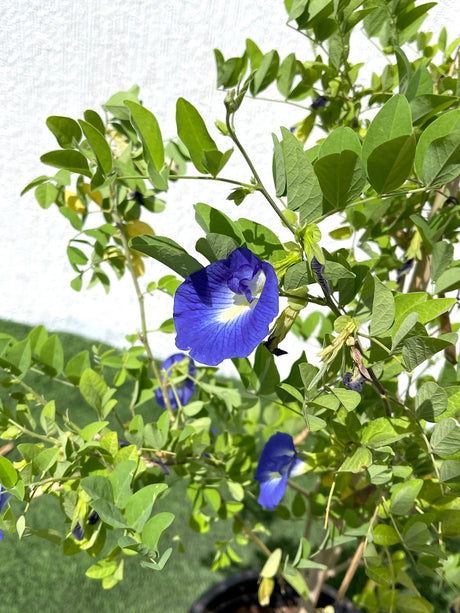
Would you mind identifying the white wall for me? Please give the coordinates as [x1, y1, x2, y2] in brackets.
[0, 0, 456, 372]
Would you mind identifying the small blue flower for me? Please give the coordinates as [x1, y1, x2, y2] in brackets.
[72, 522, 84, 541]
[311, 96, 328, 110]
[155, 353, 196, 409]
[174, 248, 279, 366]
[343, 370, 367, 392]
[255, 432, 305, 511]
[0, 485, 10, 541]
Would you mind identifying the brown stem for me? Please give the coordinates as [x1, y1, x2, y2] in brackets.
[336, 538, 366, 602]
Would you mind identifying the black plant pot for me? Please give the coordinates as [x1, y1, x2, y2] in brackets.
[188, 569, 361, 613]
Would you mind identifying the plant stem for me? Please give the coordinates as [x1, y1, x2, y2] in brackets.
[225, 109, 298, 237]
[233, 512, 272, 557]
[111, 205, 175, 421]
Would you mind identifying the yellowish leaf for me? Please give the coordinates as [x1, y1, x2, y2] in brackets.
[81, 183, 103, 206]
[125, 220, 155, 239]
[65, 190, 86, 213]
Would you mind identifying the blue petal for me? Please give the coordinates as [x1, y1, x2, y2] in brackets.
[155, 353, 196, 409]
[255, 432, 296, 483]
[0, 486, 10, 514]
[258, 472, 289, 510]
[174, 248, 279, 366]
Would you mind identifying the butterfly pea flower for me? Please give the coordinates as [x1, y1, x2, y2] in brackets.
[343, 370, 367, 392]
[155, 353, 196, 409]
[311, 95, 328, 110]
[174, 248, 279, 366]
[255, 432, 305, 511]
[0, 485, 10, 541]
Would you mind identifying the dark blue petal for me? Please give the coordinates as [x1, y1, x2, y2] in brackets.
[88, 511, 99, 525]
[0, 486, 10, 514]
[72, 522, 84, 541]
[0, 529, 3, 541]
[343, 371, 366, 392]
[155, 353, 196, 409]
[258, 472, 289, 510]
[174, 248, 279, 366]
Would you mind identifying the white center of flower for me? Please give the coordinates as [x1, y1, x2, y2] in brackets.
[217, 269, 266, 323]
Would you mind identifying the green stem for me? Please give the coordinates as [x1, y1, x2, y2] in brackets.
[118, 174, 255, 190]
[111, 203, 176, 422]
[225, 109, 298, 236]
[233, 512, 272, 557]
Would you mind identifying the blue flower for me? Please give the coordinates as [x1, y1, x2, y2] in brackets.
[0, 485, 10, 541]
[255, 432, 305, 511]
[343, 370, 367, 392]
[311, 95, 328, 110]
[155, 353, 196, 409]
[174, 248, 279, 366]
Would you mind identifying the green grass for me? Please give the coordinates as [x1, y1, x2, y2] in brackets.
[0, 320, 301, 613]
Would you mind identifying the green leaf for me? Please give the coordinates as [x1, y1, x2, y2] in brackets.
[7, 338, 31, 374]
[251, 50, 279, 95]
[253, 344, 280, 395]
[431, 418, 460, 457]
[439, 459, 460, 482]
[201, 148, 233, 177]
[390, 479, 423, 515]
[402, 335, 456, 371]
[237, 218, 285, 263]
[370, 277, 395, 337]
[397, 595, 433, 613]
[125, 100, 164, 172]
[46, 116, 82, 148]
[314, 150, 366, 207]
[366, 134, 416, 193]
[79, 368, 108, 412]
[102, 85, 141, 120]
[125, 484, 167, 533]
[109, 461, 136, 509]
[362, 94, 412, 166]
[277, 53, 297, 98]
[331, 388, 361, 411]
[272, 133, 286, 197]
[79, 119, 113, 176]
[422, 130, 460, 187]
[34, 183, 58, 209]
[260, 548, 282, 578]
[90, 499, 127, 529]
[40, 400, 56, 435]
[435, 267, 460, 294]
[194, 202, 245, 245]
[431, 241, 454, 283]
[281, 127, 322, 223]
[130, 235, 203, 278]
[81, 475, 114, 501]
[40, 150, 92, 178]
[83, 109, 106, 134]
[391, 312, 419, 350]
[415, 109, 460, 182]
[0, 456, 18, 487]
[176, 98, 217, 174]
[142, 512, 174, 552]
[373, 524, 400, 545]
[39, 334, 64, 376]
[65, 350, 91, 385]
[405, 64, 433, 101]
[339, 446, 372, 473]
[410, 94, 458, 126]
[395, 47, 413, 95]
[21, 175, 50, 196]
[33, 447, 59, 473]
